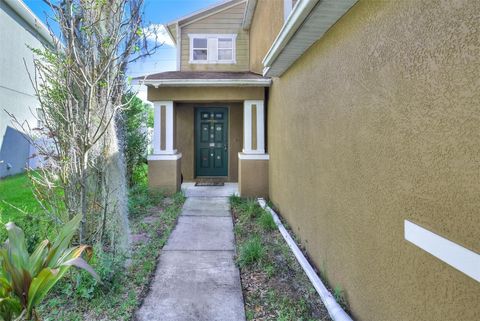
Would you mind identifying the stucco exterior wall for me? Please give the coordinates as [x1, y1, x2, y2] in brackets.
[267, 1, 480, 321]
[148, 158, 181, 193]
[180, 1, 249, 72]
[248, 0, 284, 74]
[175, 102, 243, 182]
[0, 1, 47, 177]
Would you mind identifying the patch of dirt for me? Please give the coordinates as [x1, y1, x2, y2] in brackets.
[232, 206, 331, 321]
[131, 232, 150, 245]
[142, 215, 160, 224]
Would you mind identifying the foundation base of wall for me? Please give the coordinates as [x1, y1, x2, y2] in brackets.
[238, 153, 269, 198]
[148, 154, 182, 194]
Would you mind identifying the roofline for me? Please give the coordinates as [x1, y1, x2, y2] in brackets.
[166, 0, 245, 27]
[164, 23, 177, 45]
[262, 0, 320, 73]
[140, 78, 271, 88]
[242, 0, 257, 30]
[262, 0, 357, 77]
[4, 0, 53, 45]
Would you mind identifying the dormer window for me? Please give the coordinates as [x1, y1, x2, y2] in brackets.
[189, 34, 237, 64]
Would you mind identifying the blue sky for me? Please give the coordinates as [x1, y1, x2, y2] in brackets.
[24, 0, 220, 77]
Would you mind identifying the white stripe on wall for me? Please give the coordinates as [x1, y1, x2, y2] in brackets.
[404, 220, 480, 282]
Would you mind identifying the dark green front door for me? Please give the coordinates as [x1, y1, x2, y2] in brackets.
[195, 107, 228, 177]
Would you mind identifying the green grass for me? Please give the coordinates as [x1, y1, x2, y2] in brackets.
[258, 210, 276, 231]
[237, 198, 263, 219]
[38, 187, 186, 321]
[0, 173, 56, 250]
[231, 197, 331, 320]
[237, 236, 264, 268]
[0, 173, 43, 221]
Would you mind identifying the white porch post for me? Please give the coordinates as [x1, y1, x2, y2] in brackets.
[152, 101, 177, 155]
[148, 100, 181, 193]
[243, 100, 266, 155]
[153, 102, 161, 154]
[239, 100, 269, 198]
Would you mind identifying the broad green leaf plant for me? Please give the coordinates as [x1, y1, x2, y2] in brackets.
[0, 214, 99, 321]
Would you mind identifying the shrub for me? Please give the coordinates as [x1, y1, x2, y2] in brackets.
[258, 210, 276, 231]
[237, 236, 263, 268]
[69, 246, 124, 300]
[0, 215, 98, 320]
[121, 93, 151, 187]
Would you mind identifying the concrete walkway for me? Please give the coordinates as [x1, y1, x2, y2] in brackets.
[136, 183, 245, 321]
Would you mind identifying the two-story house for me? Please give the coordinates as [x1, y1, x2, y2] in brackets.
[143, 0, 271, 197]
[141, 1, 480, 321]
[0, 0, 51, 177]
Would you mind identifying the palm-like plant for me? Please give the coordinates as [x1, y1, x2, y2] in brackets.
[0, 214, 99, 320]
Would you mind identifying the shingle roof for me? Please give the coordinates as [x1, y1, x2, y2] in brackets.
[139, 71, 267, 81]
[135, 71, 271, 87]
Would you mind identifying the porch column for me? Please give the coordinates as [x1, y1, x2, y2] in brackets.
[148, 101, 182, 193]
[239, 100, 269, 198]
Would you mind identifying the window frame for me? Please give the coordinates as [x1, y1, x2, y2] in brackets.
[188, 34, 237, 64]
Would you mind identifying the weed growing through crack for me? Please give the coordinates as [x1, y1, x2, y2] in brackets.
[333, 285, 348, 310]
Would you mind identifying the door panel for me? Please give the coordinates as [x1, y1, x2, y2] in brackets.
[195, 108, 228, 177]
[214, 123, 224, 142]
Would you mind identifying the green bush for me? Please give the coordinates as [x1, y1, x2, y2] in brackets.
[237, 236, 264, 268]
[121, 93, 151, 187]
[0, 215, 98, 320]
[258, 210, 276, 231]
[68, 246, 124, 300]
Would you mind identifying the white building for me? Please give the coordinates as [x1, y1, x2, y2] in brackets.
[0, 0, 52, 177]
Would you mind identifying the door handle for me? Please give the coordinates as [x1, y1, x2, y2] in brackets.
[224, 145, 228, 151]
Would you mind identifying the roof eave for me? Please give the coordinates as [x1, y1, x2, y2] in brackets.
[4, 0, 54, 45]
[141, 78, 271, 88]
[262, 0, 358, 77]
[242, 0, 257, 30]
[164, 23, 177, 45]
[166, 0, 245, 27]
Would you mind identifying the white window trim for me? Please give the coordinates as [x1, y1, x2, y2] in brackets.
[188, 34, 237, 64]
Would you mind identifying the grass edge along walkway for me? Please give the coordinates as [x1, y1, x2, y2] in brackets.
[39, 189, 186, 321]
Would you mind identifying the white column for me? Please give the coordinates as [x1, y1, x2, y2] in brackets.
[152, 101, 177, 155]
[153, 102, 161, 154]
[256, 102, 265, 154]
[243, 101, 252, 153]
[165, 101, 175, 153]
[243, 100, 265, 155]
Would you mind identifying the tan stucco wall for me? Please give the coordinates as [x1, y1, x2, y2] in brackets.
[267, 1, 480, 321]
[175, 103, 243, 182]
[238, 156, 268, 198]
[148, 87, 264, 102]
[180, 2, 249, 72]
[249, 0, 284, 74]
[148, 158, 181, 193]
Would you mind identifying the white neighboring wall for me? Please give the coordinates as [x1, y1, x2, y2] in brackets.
[0, 0, 51, 177]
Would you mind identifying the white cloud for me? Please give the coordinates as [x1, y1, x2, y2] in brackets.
[143, 24, 175, 46]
